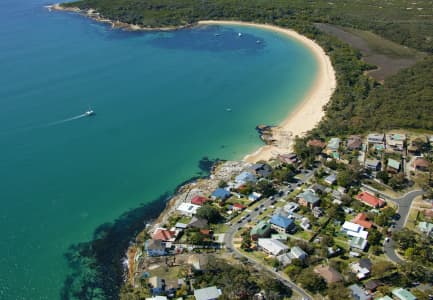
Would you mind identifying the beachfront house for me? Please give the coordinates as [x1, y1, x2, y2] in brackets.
[177, 202, 200, 216]
[270, 214, 295, 234]
[297, 189, 320, 209]
[258, 238, 289, 256]
[235, 171, 257, 186]
[249, 163, 273, 178]
[211, 188, 231, 201]
[327, 137, 341, 152]
[191, 195, 209, 206]
[152, 228, 177, 242]
[145, 239, 167, 257]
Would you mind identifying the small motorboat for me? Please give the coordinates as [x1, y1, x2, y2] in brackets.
[84, 107, 95, 116]
[225, 108, 232, 112]
[238, 32, 242, 37]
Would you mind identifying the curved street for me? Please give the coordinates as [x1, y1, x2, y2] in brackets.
[362, 185, 424, 264]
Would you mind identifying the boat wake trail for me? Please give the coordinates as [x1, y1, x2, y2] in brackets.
[44, 113, 87, 127]
[0, 113, 89, 136]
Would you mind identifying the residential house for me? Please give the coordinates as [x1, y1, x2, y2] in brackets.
[342, 221, 368, 239]
[352, 213, 373, 229]
[392, 288, 417, 300]
[348, 284, 372, 300]
[350, 236, 368, 251]
[386, 133, 406, 152]
[194, 286, 222, 300]
[249, 163, 273, 178]
[364, 279, 382, 293]
[149, 276, 165, 295]
[365, 159, 381, 171]
[289, 246, 307, 260]
[350, 258, 372, 279]
[342, 221, 369, 250]
[310, 183, 326, 195]
[297, 189, 320, 209]
[177, 203, 200, 216]
[232, 203, 246, 211]
[284, 202, 299, 214]
[270, 214, 296, 234]
[418, 221, 433, 236]
[250, 220, 271, 240]
[367, 133, 385, 144]
[300, 217, 311, 230]
[324, 173, 337, 185]
[413, 157, 431, 171]
[152, 228, 177, 242]
[145, 239, 166, 257]
[248, 192, 262, 202]
[211, 188, 231, 201]
[314, 265, 343, 284]
[347, 135, 363, 150]
[191, 195, 209, 206]
[327, 137, 341, 153]
[258, 238, 289, 256]
[387, 158, 401, 173]
[424, 209, 433, 220]
[278, 153, 298, 164]
[188, 217, 208, 229]
[355, 191, 385, 208]
[175, 222, 188, 230]
[313, 207, 323, 218]
[277, 246, 308, 266]
[307, 139, 326, 149]
[235, 171, 257, 185]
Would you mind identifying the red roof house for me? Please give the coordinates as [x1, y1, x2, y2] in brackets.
[355, 192, 385, 208]
[152, 228, 176, 241]
[233, 203, 246, 211]
[307, 139, 326, 149]
[191, 195, 209, 206]
[352, 213, 373, 229]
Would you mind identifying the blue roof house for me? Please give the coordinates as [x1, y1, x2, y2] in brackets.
[235, 171, 257, 185]
[211, 188, 231, 200]
[145, 239, 167, 257]
[270, 214, 296, 234]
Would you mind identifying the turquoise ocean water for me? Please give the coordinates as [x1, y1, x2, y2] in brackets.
[0, 0, 318, 298]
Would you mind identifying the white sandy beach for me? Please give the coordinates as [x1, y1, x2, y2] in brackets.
[198, 21, 337, 163]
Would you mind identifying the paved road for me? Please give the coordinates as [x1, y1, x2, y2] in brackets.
[362, 185, 423, 264]
[223, 193, 313, 300]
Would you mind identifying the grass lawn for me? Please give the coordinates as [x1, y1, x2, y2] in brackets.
[293, 231, 311, 241]
[212, 223, 230, 234]
[406, 209, 419, 230]
[150, 265, 183, 281]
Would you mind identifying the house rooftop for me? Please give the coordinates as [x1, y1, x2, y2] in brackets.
[191, 195, 208, 206]
[392, 287, 417, 300]
[388, 158, 401, 170]
[211, 188, 231, 199]
[355, 191, 385, 208]
[348, 284, 371, 300]
[194, 286, 222, 300]
[297, 189, 320, 204]
[352, 213, 373, 229]
[270, 214, 294, 229]
[251, 220, 271, 236]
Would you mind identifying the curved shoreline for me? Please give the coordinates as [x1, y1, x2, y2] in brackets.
[196, 21, 337, 163]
